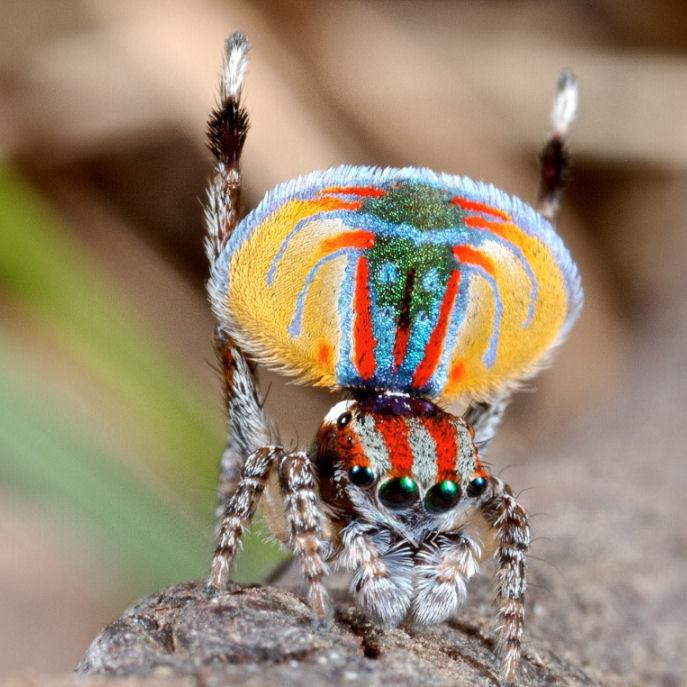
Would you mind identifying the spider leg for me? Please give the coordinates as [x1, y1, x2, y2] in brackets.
[481, 477, 531, 683]
[204, 32, 249, 262]
[537, 70, 578, 222]
[409, 532, 481, 627]
[339, 522, 414, 626]
[277, 451, 332, 621]
[463, 392, 511, 450]
[205, 35, 272, 512]
[208, 446, 282, 590]
[215, 328, 272, 509]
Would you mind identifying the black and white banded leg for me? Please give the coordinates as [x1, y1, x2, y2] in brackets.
[204, 35, 274, 522]
[214, 329, 272, 508]
[278, 452, 332, 621]
[537, 70, 578, 222]
[482, 477, 531, 683]
[209, 446, 281, 590]
[409, 532, 481, 627]
[208, 446, 332, 622]
[204, 32, 249, 263]
[339, 522, 414, 627]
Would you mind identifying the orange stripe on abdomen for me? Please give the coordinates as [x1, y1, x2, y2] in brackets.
[411, 269, 461, 389]
[449, 196, 511, 221]
[354, 256, 377, 381]
[464, 215, 530, 258]
[453, 245, 495, 275]
[319, 230, 375, 257]
[321, 185, 386, 198]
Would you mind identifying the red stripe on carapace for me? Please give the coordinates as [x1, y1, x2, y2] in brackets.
[322, 185, 386, 198]
[376, 416, 413, 476]
[475, 463, 488, 479]
[411, 269, 461, 389]
[354, 256, 377, 381]
[422, 416, 458, 481]
[333, 426, 369, 471]
[392, 268, 416, 370]
[450, 197, 511, 221]
[319, 230, 375, 257]
[453, 245, 496, 276]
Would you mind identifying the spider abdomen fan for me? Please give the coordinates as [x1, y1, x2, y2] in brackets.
[209, 166, 582, 402]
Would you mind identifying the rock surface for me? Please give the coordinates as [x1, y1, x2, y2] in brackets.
[77, 580, 599, 687]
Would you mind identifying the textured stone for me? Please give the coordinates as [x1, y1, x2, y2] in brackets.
[77, 581, 599, 686]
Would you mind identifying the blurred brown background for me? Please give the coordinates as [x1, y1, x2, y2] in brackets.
[1, 1, 685, 685]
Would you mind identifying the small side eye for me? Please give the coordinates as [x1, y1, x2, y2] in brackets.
[467, 476, 488, 497]
[424, 480, 462, 513]
[349, 465, 375, 487]
[337, 411, 353, 429]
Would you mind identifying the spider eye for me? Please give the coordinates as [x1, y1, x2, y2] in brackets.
[349, 465, 375, 487]
[337, 411, 353, 429]
[424, 480, 462, 513]
[467, 476, 488, 497]
[378, 476, 419, 510]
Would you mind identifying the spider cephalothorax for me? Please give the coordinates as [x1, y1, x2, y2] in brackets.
[315, 395, 488, 523]
[311, 395, 498, 627]
[204, 33, 580, 683]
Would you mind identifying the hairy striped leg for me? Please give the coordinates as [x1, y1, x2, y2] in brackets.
[338, 522, 414, 626]
[537, 70, 578, 222]
[408, 532, 481, 627]
[277, 452, 332, 621]
[208, 446, 282, 590]
[214, 328, 272, 508]
[204, 32, 249, 263]
[204, 36, 273, 512]
[463, 393, 511, 451]
[481, 477, 530, 683]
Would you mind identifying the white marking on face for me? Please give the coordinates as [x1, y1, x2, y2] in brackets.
[407, 417, 438, 487]
[455, 421, 476, 483]
[355, 414, 392, 476]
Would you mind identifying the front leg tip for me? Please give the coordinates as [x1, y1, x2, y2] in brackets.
[498, 645, 520, 685]
[311, 612, 335, 633]
[309, 584, 334, 631]
[207, 557, 232, 593]
[203, 582, 221, 600]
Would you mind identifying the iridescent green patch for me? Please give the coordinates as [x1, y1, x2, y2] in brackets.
[369, 237, 453, 312]
[363, 184, 464, 323]
[364, 184, 466, 230]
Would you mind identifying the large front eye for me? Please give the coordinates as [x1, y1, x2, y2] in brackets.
[378, 476, 419, 509]
[349, 465, 375, 487]
[424, 480, 462, 513]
